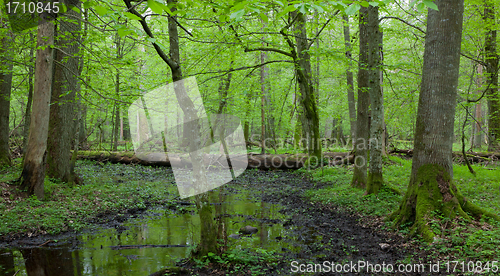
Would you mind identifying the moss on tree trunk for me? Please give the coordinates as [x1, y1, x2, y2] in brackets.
[390, 164, 498, 242]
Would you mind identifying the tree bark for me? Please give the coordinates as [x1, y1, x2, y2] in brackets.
[351, 7, 370, 189]
[22, 36, 35, 155]
[343, 15, 356, 144]
[19, 19, 54, 199]
[292, 10, 322, 160]
[366, 6, 384, 194]
[0, 23, 13, 167]
[473, 64, 484, 149]
[47, 7, 81, 183]
[484, 0, 500, 151]
[390, 0, 498, 242]
[166, 0, 216, 256]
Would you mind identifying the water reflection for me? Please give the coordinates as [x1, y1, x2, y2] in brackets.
[6, 189, 289, 276]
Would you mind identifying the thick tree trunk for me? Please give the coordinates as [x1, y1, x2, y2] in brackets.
[351, 7, 370, 189]
[484, 1, 500, 151]
[47, 7, 81, 183]
[19, 20, 54, 199]
[366, 6, 384, 194]
[293, 11, 322, 160]
[343, 15, 356, 144]
[0, 25, 13, 167]
[391, 0, 497, 242]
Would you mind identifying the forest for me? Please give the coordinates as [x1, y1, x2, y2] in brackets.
[1, 0, 500, 275]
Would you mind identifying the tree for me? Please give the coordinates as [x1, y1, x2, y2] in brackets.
[0, 19, 13, 167]
[390, 0, 498, 242]
[484, 0, 500, 152]
[351, 6, 370, 189]
[343, 15, 356, 144]
[366, 5, 384, 194]
[123, 0, 218, 256]
[292, 10, 321, 160]
[19, 19, 54, 199]
[47, 6, 82, 183]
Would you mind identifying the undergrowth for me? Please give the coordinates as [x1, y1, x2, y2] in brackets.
[0, 160, 175, 238]
[304, 155, 500, 268]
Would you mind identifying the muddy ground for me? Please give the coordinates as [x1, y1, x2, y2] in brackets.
[173, 170, 430, 276]
[1, 168, 431, 275]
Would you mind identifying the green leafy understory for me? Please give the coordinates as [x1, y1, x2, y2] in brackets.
[0, 160, 175, 238]
[305, 156, 500, 265]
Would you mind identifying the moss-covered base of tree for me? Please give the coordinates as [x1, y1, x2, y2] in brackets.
[365, 171, 383, 194]
[389, 164, 499, 242]
[351, 166, 367, 189]
[192, 196, 219, 258]
[0, 155, 11, 167]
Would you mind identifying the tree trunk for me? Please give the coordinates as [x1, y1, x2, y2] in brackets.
[343, 15, 356, 144]
[166, 0, 216, 256]
[474, 64, 484, 149]
[47, 7, 81, 183]
[390, 0, 497, 242]
[19, 19, 54, 199]
[293, 10, 321, 160]
[22, 37, 35, 155]
[351, 7, 370, 189]
[260, 52, 267, 154]
[0, 24, 13, 167]
[366, 6, 384, 194]
[484, 1, 500, 151]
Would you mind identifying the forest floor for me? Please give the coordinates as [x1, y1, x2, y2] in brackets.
[0, 156, 499, 275]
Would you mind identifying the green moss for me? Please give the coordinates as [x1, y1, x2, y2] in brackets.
[366, 171, 384, 194]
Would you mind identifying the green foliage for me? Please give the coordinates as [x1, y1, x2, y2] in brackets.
[195, 247, 280, 275]
[0, 160, 175, 237]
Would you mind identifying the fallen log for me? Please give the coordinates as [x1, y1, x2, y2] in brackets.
[76, 151, 354, 170]
[388, 149, 500, 163]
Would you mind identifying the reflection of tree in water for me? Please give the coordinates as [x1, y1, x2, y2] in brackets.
[21, 248, 79, 276]
[0, 249, 15, 276]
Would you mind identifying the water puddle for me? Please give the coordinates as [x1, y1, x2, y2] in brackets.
[0, 188, 294, 276]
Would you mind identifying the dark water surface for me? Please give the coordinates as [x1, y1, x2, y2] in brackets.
[0, 186, 291, 276]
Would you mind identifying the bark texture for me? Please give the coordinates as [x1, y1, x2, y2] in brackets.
[292, 11, 322, 160]
[484, 1, 500, 151]
[366, 6, 384, 194]
[343, 15, 356, 143]
[19, 20, 54, 199]
[0, 24, 13, 167]
[351, 7, 370, 189]
[47, 7, 81, 183]
[391, 0, 498, 242]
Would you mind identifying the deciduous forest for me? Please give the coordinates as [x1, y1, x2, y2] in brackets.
[1, 0, 500, 275]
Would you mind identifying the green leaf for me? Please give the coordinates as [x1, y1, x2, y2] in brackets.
[360, 1, 369, 7]
[230, 9, 245, 21]
[147, 0, 163, 14]
[344, 4, 360, 15]
[276, 4, 297, 18]
[124, 12, 141, 21]
[117, 28, 134, 37]
[409, 0, 418, 6]
[416, 2, 425, 12]
[82, 0, 92, 9]
[259, 12, 268, 23]
[94, 6, 108, 16]
[423, 0, 438, 11]
[146, 37, 156, 44]
[369, 2, 379, 7]
[311, 4, 324, 13]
